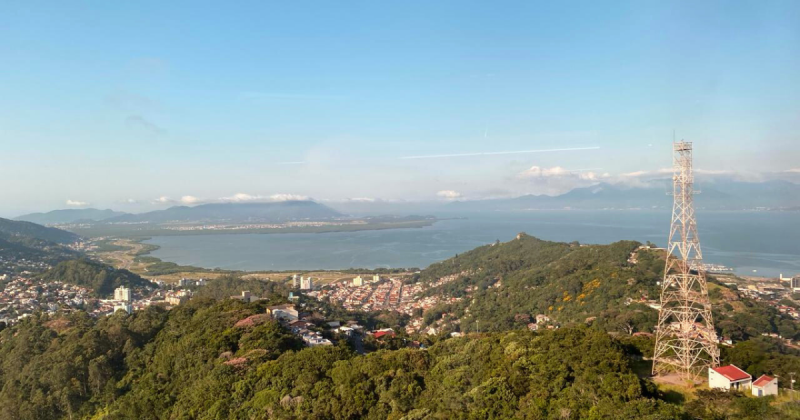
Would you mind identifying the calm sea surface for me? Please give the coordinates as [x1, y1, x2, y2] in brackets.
[144, 211, 800, 277]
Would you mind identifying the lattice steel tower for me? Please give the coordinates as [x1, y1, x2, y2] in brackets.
[652, 141, 719, 381]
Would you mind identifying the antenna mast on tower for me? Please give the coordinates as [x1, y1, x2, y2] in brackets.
[652, 141, 719, 381]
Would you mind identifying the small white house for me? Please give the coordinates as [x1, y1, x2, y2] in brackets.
[267, 304, 299, 322]
[752, 374, 778, 397]
[709, 365, 752, 391]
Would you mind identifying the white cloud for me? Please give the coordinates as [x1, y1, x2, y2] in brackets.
[126, 198, 137, 204]
[514, 166, 610, 195]
[153, 196, 174, 204]
[696, 169, 735, 176]
[65, 200, 89, 207]
[219, 193, 310, 203]
[350, 197, 376, 202]
[785, 168, 800, 173]
[620, 168, 672, 178]
[518, 166, 606, 181]
[220, 193, 264, 202]
[269, 193, 309, 202]
[436, 190, 462, 200]
[180, 195, 200, 204]
[616, 167, 777, 185]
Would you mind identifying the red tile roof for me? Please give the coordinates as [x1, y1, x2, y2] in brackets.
[373, 330, 395, 339]
[712, 365, 751, 382]
[753, 374, 775, 387]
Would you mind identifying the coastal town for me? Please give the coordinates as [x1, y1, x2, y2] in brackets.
[0, 273, 202, 326]
[306, 271, 472, 316]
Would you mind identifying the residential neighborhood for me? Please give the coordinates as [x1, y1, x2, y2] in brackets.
[0, 273, 199, 324]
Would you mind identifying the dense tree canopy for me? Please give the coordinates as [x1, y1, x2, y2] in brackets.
[417, 234, 663, 332]
[1, 298, 689, 420]
[39, 258, 153, 296]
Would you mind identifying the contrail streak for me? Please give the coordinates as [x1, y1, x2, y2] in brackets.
[399, 146, 600, 160]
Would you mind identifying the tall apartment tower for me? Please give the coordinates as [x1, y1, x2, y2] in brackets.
[652, 141, 720, 380]
[114, 286, 131, 302]
[300, 276, 313, 290]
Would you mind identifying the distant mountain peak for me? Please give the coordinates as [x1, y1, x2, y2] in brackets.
[16, 208, 128, 225]
[447, 179, 800, 211]
[107, 200, 343, 224]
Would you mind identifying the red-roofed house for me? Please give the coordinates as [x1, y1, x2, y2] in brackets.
[752, 375, 778, 397]
[709, 365, 752, 391]
[373, 329, 396, 340]
[373, 331, 394, 339]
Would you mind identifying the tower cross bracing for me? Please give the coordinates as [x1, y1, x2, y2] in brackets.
[652, 141, 720, 381]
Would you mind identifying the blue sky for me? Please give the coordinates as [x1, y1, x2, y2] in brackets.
[1, 1, 799, 216]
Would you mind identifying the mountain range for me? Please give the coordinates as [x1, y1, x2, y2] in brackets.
[15, 208, 129, 225]
[105, 200, 343, 224]
[0, 218, 80, 244]
[0, 218, 81, 275]
[446, 179, 800, 212]
[12, 179, 800, 223]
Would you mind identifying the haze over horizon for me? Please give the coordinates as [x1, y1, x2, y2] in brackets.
[2, 1, 799, 217]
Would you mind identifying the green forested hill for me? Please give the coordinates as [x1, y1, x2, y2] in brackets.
[417, 233, 663, 332]
[413, 233, 800, 345]
[0, 217, 79, 244]
[0, 297, 676, 420]
[0, 289, 797, 419]
[40, 258, 152, 296]
[0, 231, 81, 275]
[0, 234, 47, 258]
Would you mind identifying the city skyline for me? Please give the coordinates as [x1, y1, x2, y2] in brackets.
[2, 1, 799, 216]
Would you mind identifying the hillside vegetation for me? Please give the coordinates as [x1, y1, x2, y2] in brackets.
[0, 219, 81, 274]
[417, 234, 662, 332]
[1, 282, 799, 419]
[0, 217, 79, 244]
[0, 297, 679, 420]
[40, 259, 153, 296]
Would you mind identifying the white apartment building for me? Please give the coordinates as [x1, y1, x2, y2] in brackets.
[114, 286, 131, 302]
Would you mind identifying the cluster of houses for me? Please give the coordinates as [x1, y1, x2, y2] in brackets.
[0, 277, 91, 324]
[105, 285, 193, 314]
[308, 273, 464, 334]
[263, 302, 399, 349]
[709, 365, 780, 397]
[526, 314, 559, 331]
[266, 303, 333, 347]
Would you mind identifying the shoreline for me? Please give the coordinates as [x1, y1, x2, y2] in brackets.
[69, 217, 438, 239]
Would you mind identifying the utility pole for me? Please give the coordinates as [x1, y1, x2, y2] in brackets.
[652, 141, 719, 381]
[476, 320, 480, 334]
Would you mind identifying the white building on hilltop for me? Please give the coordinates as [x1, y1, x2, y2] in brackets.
[267, 304, 299, 322]
[752, 375, 778, 397]
[114, 286, 131, 302]
[779, 274, 800, 291]
[300, 276, 313, 290]
[231, 291, 261, 303]
[709, 365, 752, 391]
[113, 302, 132, 315]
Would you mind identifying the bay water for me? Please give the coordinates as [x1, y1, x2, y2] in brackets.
[145, 210, 799, 277]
